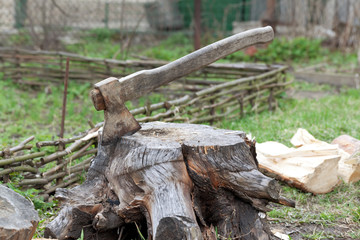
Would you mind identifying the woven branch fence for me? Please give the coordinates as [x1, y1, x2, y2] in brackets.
[0, 48, 290, 197]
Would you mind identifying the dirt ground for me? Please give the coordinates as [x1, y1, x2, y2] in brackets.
[270, 221, 357, 240]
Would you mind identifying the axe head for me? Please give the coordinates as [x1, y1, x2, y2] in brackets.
[91, 77, 141, 145]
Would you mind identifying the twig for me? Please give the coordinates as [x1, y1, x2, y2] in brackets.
[40, 139, 87, 164]
[88, 120, 95, 128]
[18, 178, 48, 186]
[0, 165, 38, 175]
[67, 156, 93, 174]
[36, 132, 87, 148]
[42, 145, 96, 176]
[130, 95, 190, 116]
[68, 140, 95, 163]
[67, 163, 90, 175]
[0, 136, 34, 157]
[73, 148, 97, 159]
[44, 175, 81, 194]
[0, 152, 45, 167]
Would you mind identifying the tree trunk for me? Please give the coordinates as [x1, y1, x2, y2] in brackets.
[0, 185, 39, 240]
[46, 122, 294, 240]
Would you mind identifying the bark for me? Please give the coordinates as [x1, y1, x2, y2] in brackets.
[46, 122, 293, 240]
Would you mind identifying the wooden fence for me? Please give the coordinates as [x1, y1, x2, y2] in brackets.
[0, 48, 290, 197]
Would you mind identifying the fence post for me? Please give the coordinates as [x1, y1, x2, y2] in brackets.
[194, 0, 201, 50]
[57, 57, 70, 185]
[104, 2, 109, 28]
[14, 0, 28, 29]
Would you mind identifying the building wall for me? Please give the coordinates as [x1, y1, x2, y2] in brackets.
[0, 0, 15, 32]
[0, 0, 155, 32]
[26, 0, 153, 30]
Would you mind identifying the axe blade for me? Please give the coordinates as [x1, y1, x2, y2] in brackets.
[102, 104, 141, 145]
[92, 77, 141, 145]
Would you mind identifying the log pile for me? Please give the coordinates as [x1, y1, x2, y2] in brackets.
[45, 122, 294, 240]
[256, 129, 360, 194]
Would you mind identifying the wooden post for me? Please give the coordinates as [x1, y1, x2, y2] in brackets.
[194, 0, 201, 50]
[60, 57, 69, 139]
[57, 57, 70, 185]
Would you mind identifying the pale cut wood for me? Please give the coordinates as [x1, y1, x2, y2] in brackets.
[46, 122, 293, 240]
[257, 141, 340, 194]
[257, 128, 346, 194]
[332, 135, 360, 183]
[0, 185, 39, 240]
[290, 128, 323, 147]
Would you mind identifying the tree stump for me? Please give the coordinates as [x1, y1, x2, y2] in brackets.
[46, 122, 294, 240]
[0, 185, 39, 240]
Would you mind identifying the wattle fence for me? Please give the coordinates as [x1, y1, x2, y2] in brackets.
[0, 48, 290, 197]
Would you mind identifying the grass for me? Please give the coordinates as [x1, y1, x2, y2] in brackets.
[0, 78, 102, 147]
[220, 86, 360, 145]
[267, 182, 360, 239]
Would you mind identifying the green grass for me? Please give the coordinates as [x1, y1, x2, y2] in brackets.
[220, 86, 360, 145]
[139, 33, 193, 61]
[267, 182, 360, 239]
[0, 78, 102, 147]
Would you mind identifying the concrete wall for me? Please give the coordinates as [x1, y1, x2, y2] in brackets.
[0, 0, 155, 32]
[0, 0, 15, 32]
[26, 0, 153, 30]
[1, 0, 359, 33]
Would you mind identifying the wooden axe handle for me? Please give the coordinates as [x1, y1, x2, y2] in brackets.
[116, 26, 274, 102]
[93, 26, 274, 108]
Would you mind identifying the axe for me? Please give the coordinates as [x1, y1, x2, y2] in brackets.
[91, 26, 274, 144]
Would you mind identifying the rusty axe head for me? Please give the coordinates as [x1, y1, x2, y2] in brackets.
[90, 77, 141, 145]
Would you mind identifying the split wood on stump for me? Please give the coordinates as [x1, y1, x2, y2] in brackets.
[46, 122, 294, 240]
[0, 185, 39, 240]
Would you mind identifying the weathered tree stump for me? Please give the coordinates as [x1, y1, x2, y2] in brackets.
[0, 185, 39, 240]
[46, 122, 294, 240]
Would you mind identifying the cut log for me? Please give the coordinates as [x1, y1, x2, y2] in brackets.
[257, 128, 341, 194]
[257, 141, 340, 194]
[46, 122, 293, 240]
[257, 128, 342, 194]
[332, 135, 360, 183]
[0, 185, 39, 240]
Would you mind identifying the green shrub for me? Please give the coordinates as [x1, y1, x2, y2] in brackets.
[86, 28, 118, 42]
[226, 37, 325, 63]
